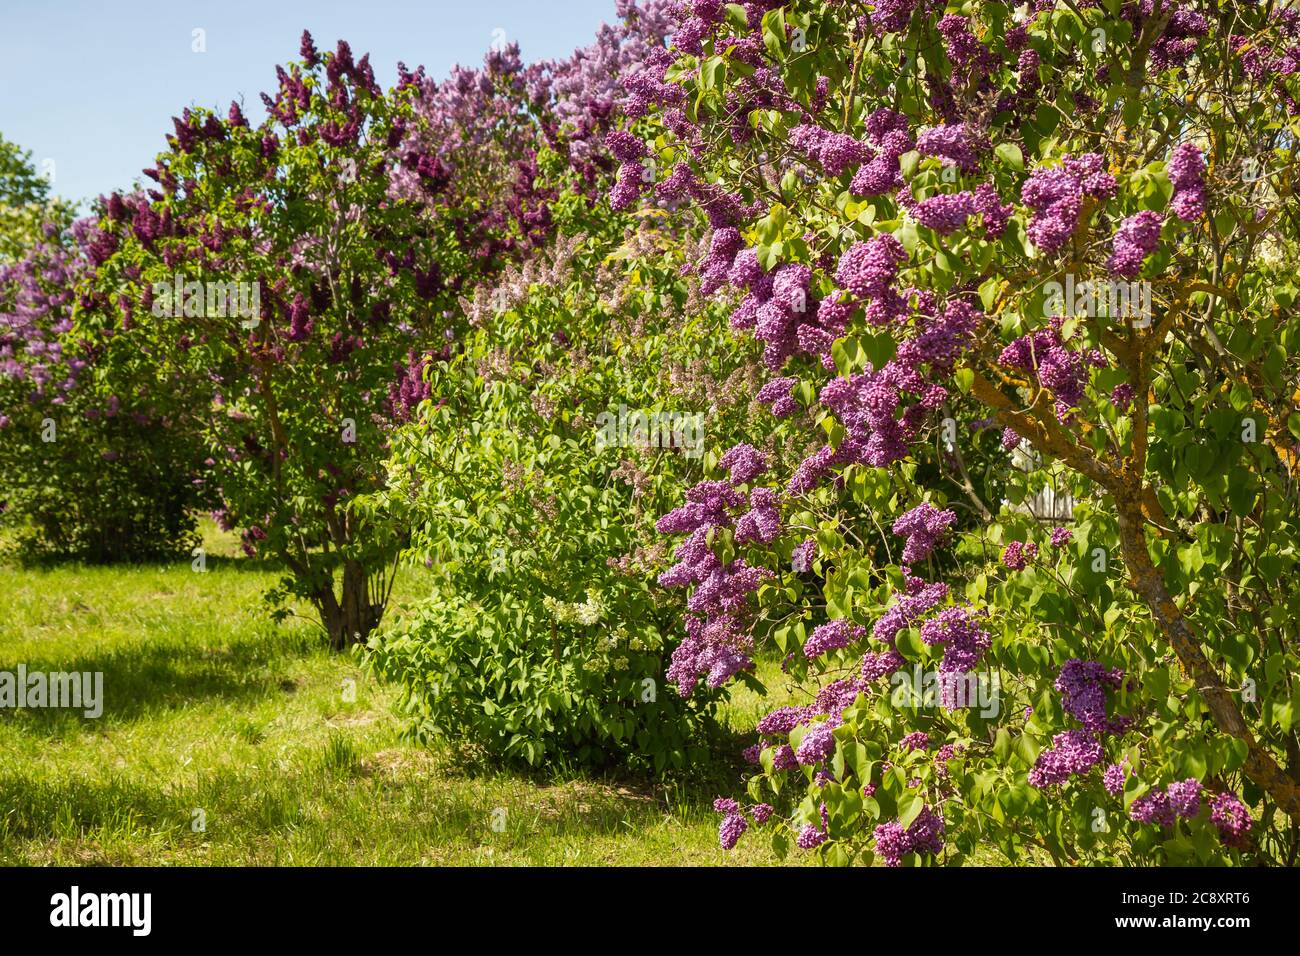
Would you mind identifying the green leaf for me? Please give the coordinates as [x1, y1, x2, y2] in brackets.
[898, 793, 924, 829]
[898, 150, 920, 180]
[994, 142, 1024, 170]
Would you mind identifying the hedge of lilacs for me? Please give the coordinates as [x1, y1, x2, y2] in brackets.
[0, 215, 206, 559]
[614, 0, 1300, 864]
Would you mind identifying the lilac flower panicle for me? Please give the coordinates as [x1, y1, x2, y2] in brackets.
[1028, 729, 1103, 787]
[1001, 540, 1038, 571]
[804, 619, 867, 659]
[1130, 789, 1176, 827]
[1167, 778, 1202, 819]
[892, 502, 957, 563]
[1103, 762, 1128, 796]
[1107, 210, 1163, 278]
[1210, 792, 1253, 847]
[796, 823, 827, 849]
[718, 812, 747, 850]
[795, 722, 836, 766]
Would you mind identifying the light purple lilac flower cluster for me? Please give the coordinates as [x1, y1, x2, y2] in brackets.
[657, 459, 778, 696]
[1027, 729, 1104, 787]
[788, 298, 982, 493]
[755, 376, 799, 417]
[919, 606, 993, 707]
[1210, 791, 1253, 847]
[789, 124, 871, 177]
[1141, 4, 1210, 71]
[1056, 658, 1128, 733]
[900, 730, 930, 752]
[1129, 778, 1203, 827]
[1001, 540, 1037, 571]
[1103, 760, 1129, 796]
[850, 109, 913, 197]
[1030, 659, 1129, 788]
[1020, 153, 1117, 253]
[791, 537, 817, 572]
[706, 235, 849, 371]
[891, 502, 957, 563]
[998, 316, 1107, 422]
[713, 793, 777, 850]
[873, 805, 945, 865]
[916, 123, 982, 174]
[1166, 142, 1206, 221]
[0, 222, 93, 408]
[1107, 210, 1163, 278]
[804, 619, 867, 659]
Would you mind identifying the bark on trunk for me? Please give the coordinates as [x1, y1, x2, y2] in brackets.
[316, 559, 383, 652]
[1115, 502, 1300, 822]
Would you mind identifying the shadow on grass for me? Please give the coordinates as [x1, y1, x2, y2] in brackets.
[409, 718, 758, 818]
[0, 773, 186, 844]
[0, 550, 293, 576]
[0, 630, 319, 734]
[0, 748, 706, 861]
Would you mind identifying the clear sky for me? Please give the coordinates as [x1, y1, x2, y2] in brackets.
[0, 0, 618, 207]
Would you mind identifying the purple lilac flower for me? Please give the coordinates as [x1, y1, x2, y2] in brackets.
[1002, 540, 1038, 571]
[916, 123, 980, 174]
[1055, 659, 1126, 734]
[755, 376, 799, 417]
[892, 502, 957, 563]
[770, 744, 798, 770]
[757, 706, 812, 736]
[795, 722, 836, 766]
[734, 487, 781, 544]
[719, 812, 747, 850]
[911, 191, 978, 235]
[1210, 792, 1253, 847]
[1028, 729, 1103, 787]
[1167, 778, 1202, 819]
[792, 538, 817, 573]
[1167, 142, 1206, 221]
[790, 124, 871, 177]
[718, 443, 767, 485]
[873, 806, 945, 866]
[751, 803, 774, 824]
[1130, 789, 1176, 826]
[1103, 762, 1128, 796]
[998, 317, 1105, 422]
[1107, 210, 1164, 278]
[900, 731, 930, 752]
[1021, 153, 1116, 253]
[1050, 527, 1073, 548]
[861, 648, 907, 682]
[873, 821, 910, 866]
[804, 619, 867, 659]
[796, 823, 827, 849]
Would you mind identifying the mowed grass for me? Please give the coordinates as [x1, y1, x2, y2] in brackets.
[0, 521, 792, 865]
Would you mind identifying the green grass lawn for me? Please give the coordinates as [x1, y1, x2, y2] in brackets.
[0, 521, 792, 865]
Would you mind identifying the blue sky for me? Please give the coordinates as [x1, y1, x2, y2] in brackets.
[0, 0, 618, 206]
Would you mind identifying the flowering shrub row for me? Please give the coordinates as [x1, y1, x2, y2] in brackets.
[617, 0, 1300, 863]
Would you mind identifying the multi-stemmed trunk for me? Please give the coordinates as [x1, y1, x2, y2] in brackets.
[313, 558, 386, 651]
